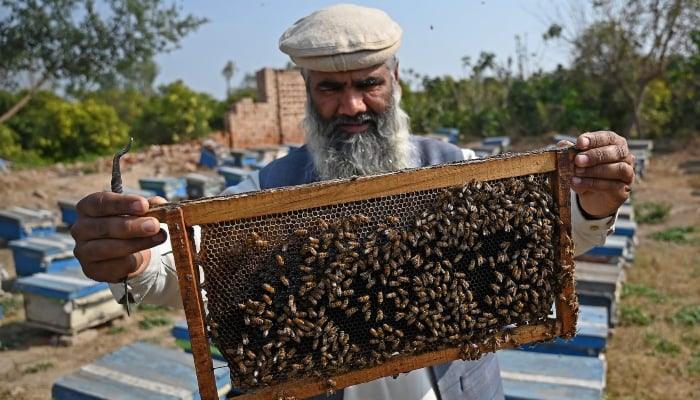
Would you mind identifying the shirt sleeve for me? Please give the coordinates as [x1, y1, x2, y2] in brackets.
[570, 189, 617, 256]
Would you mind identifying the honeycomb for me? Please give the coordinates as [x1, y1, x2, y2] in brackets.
[196, 173, 573, 393]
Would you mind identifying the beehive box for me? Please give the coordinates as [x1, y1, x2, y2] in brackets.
[147, 147, 579, 400]
[520, 304, 609, 357]
[185, 173, 227, 199]
[0, 207, 57, 241]
[14, 265, 124, 334]
[139, 177, 187, 201]
[52, 341, 232, 400]
[498, 348, 606, 400]
[57, 198, 81, 226]
[172, 320, 226, 361]
[216, 166, 253, 187]
[229, 150, 259, 168]
[9, 232, 77, 277]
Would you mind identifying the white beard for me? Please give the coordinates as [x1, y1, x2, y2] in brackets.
[303, 86, 417, 181]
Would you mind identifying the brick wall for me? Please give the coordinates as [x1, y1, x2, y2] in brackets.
[224, 68, 307, 149]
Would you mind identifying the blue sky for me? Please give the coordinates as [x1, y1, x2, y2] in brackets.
[154, 1, 571, 100]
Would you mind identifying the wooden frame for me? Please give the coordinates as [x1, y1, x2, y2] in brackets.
[147, 147, 577, 400]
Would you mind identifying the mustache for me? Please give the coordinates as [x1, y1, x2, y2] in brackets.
[328, 112, 378, 130]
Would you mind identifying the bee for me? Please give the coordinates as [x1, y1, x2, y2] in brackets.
[376, 309, 385, 321]
[262, 294, 273, 306]
[277, 275, 290, 288]
[295, 228, 308, 236]
[346, 307, 358, 317]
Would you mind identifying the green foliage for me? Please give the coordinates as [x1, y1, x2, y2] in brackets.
[643, 330, 682, 356]
[669, 306, 700, 326]
[651, 226, 698, 243]
[135, 81, 215, 144]
[689, 352, 700, 375]
[622, 283, 666, 303]
[0, 0, 207, 92]
[0, 293, 22, 314]
[23, 362, 55, 374]
[620, 304, 652, 326]
[640, 79, 673, 138]
[138, 315, 172, 330]
[634, 202, 671, 224]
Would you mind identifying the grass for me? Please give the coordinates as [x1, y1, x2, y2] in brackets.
[651, 226, 698, 244]
[634, 202, 671, 224]
[619, 304, 653, 326]
[0, 293, 23, 315]
[669, 305, 700, 327]
[23, 362, 55, 374]
[138, 315, 172, 330]
[621, 283, 666, 303]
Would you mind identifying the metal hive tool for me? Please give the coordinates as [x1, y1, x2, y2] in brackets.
[147, 146, 579, 400]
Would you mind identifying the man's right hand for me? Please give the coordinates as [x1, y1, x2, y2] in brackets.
[71, 192, 168, 284]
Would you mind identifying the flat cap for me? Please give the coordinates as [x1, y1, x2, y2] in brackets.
[279, 4, 402, 72]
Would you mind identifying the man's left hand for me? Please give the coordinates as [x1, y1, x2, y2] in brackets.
[566, 131, 635, 219]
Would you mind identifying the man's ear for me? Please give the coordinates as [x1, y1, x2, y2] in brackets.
[393, 59, 402, 96]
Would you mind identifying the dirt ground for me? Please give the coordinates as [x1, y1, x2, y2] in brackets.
[0, 135, 698, 399]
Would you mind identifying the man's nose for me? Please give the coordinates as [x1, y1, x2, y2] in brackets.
[337, 89, 367, 116]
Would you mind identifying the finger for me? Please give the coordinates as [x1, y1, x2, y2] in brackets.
[80, 252, 146, 284]
[571, 176, 633, 197]
[577, 131, 626, 150]
[71, 214, 163, 241]
[574, 142, 633, 168]
[76, 192, 150, 217]
[149, 196, 168, 206]
[574, 162, 636, 185]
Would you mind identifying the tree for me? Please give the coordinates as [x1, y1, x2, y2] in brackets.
[0, 0, 208, 124]
[222, 60, 237, 98]
[545, 0, 700, 138]
[135, 80, 215, 145]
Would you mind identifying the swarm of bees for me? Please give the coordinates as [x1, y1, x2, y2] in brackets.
[200, 174, 574, 392]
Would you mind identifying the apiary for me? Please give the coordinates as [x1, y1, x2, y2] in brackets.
[52, 341, 232, 400]
[147, 147, 578, 400]
[520, 304, 609, 357]
[172, 319, 226, 361]
[185, 173, 227, 199]
[497, 348, 606, 400]
[13, 265, 124, 334]
[9, 232, 77, 277]
[138, 177, 188, 201]
[0, 206, 57, 241]
[216, 166, 253, 187]
[229, 149, 260, 168]
[57, 198, 81, 226]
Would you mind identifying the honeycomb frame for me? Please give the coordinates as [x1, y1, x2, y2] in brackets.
[147, 146, 578, 400]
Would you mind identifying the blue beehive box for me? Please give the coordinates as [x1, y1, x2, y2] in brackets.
[613, 219, 638, 242]
[52, 341, 232, 400]
[216, 166, 253, 187]
[57, 198, 81, 226]
[199, 147, 221, 169]
[483, 136, 511, 152]
[9, 232, 78, 277]
[229, 149, 259, 168]
[520, 305, 609, 357]
[0, 207, 57, 241]
[172, 320, 226, 361]
[498, 349, 606, 400]
[14, 266, 124, 334]
[138, 177, 187, 201]
[120, 186, 157, 198]
[184, 173, 226, 199]
[577, 235, 632, 264]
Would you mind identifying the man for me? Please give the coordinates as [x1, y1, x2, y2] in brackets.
[71, 4, 635, 400]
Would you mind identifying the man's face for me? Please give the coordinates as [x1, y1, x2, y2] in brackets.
[306, 63, 396, 132]
[303, 63, 417, 181]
